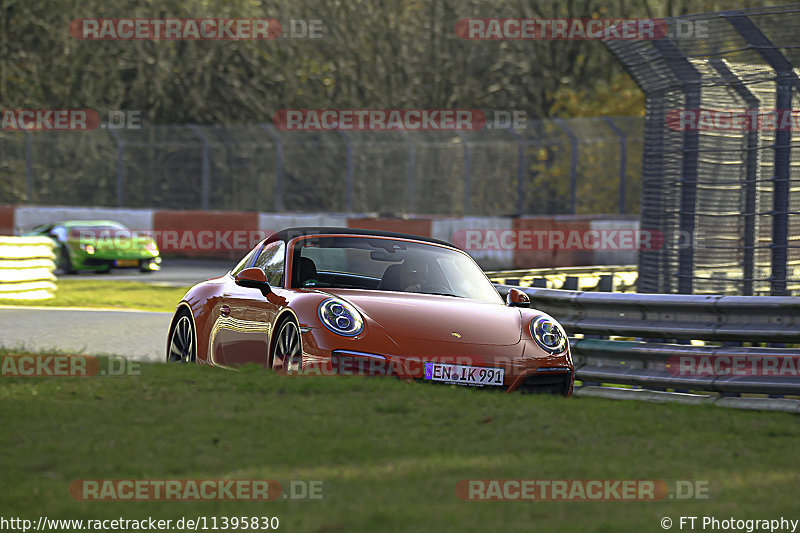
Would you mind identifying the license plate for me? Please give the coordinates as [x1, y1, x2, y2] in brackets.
[115, 259, 138, 267]
[424, 362, 504, 387]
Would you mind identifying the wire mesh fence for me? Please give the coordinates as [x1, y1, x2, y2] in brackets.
[605, 3, 800, 297]
[0, 117, 642, 218]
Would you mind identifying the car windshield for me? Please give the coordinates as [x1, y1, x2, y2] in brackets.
[67, 222, 134, 238]
[291, 236, 503, 304]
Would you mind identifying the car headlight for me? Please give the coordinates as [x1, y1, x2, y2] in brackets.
[318, 298, 364, 337]
[81, 243, 95, 254]
[530, 315, 568, 354]
[144, 241, 159, 254]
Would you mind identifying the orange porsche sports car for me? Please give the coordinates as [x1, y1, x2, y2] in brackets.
[166, 228, 573, 395]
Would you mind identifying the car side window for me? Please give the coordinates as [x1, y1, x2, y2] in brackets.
[253, 241, 285, 287]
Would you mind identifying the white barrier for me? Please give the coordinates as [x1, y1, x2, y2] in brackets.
[0, 237, 57, 300]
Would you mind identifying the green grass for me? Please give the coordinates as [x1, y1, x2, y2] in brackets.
[1, 360, 798, 532]
[0, 280, 189, 312]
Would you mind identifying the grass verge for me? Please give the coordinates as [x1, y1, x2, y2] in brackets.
[1, 358, 798, 532]
[0, 280, 189, 312]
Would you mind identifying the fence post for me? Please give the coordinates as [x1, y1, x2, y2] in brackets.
[708, 58, 759, 296]
[188, 125, 211, 210]
[601, 117, 628, 215]
[24, 131, 33, 204]
[455, 131, 472, 215]
[506, 126, 525, 216]
[402, 131, 416, 214]
[336, 130, 354, 212]
[553, 118, 578, 214]
[260, 124, 285, 212]
[651, 38, 701, 295]
[109, 130, 125, 208]
[722, 10, 800, 296]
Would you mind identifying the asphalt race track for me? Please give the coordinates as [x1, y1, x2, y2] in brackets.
[0, 260, 240, 361]
[0, 307, 171, 362]
[58, 258, 235, 286]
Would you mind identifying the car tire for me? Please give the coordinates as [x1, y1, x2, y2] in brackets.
[58, 245, 75, 274]
[271, 317, 302, 374]
[167, 308, 196, 364]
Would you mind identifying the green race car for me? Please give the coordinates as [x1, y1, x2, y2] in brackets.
[26, 220, 162, 274]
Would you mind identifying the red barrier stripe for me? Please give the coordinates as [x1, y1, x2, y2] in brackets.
[0, 205, 15, 236]
[152, 210, 259, 259]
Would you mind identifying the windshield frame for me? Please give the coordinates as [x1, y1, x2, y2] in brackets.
[286, 233, 503, 304]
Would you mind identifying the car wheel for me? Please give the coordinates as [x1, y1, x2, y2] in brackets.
[167, 310, 196, 364]
[58, 245, 75, 274]
[271, 318, 302, 374]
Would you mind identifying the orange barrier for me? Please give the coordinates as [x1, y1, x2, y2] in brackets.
[0, 205, 15, 236]
[152, 210, 260, 259]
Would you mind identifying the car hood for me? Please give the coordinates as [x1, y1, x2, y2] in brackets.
[323, 289, 522, 346]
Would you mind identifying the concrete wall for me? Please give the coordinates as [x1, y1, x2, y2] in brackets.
[2, 205, 640, 268]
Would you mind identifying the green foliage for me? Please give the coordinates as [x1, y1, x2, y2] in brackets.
[0, 280, 190, 312]
[0, 0, 782, 123]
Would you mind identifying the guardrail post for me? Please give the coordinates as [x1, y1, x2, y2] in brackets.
[722, 10, 800, 296]
[336, 130, 354, 212]
[261, 124, 285, 212]
[24, 131, 33, 203]
[602, 117, 628, 215]
[553, 118, 578, 215]
[109, 130, 125, 208]
[708, 59, 759, 296]
[188, 125, 211, 210]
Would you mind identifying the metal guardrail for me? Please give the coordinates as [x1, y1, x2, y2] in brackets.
[486, 265, 637, 292]
[0, 237, 57, 300]
[494, 284, 800, 397]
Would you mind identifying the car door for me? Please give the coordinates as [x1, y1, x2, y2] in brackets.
[215, 241, 285, 367]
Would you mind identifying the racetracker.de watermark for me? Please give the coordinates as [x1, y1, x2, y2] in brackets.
[68, 479, 323, 501]
[274, 109, 484, 131]
[1, 109, 142, 131]
[667, 109, 800, 132]
[1, 355, 139, 377]
[451, 229, 664, 251]
[273, 109, 528, 131]
[75, 229, 272, 252]
[456, 479, 710, 501]
[454, 18, 709, 40]
[69, 18, 282, 40]
[669, 355, 800, 377]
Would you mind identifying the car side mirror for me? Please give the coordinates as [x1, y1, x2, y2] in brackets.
[235, 267, 272, 294]
[506, 287, 530, 308]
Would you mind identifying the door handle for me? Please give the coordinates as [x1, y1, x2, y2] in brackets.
[220, 305, 231, 317]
